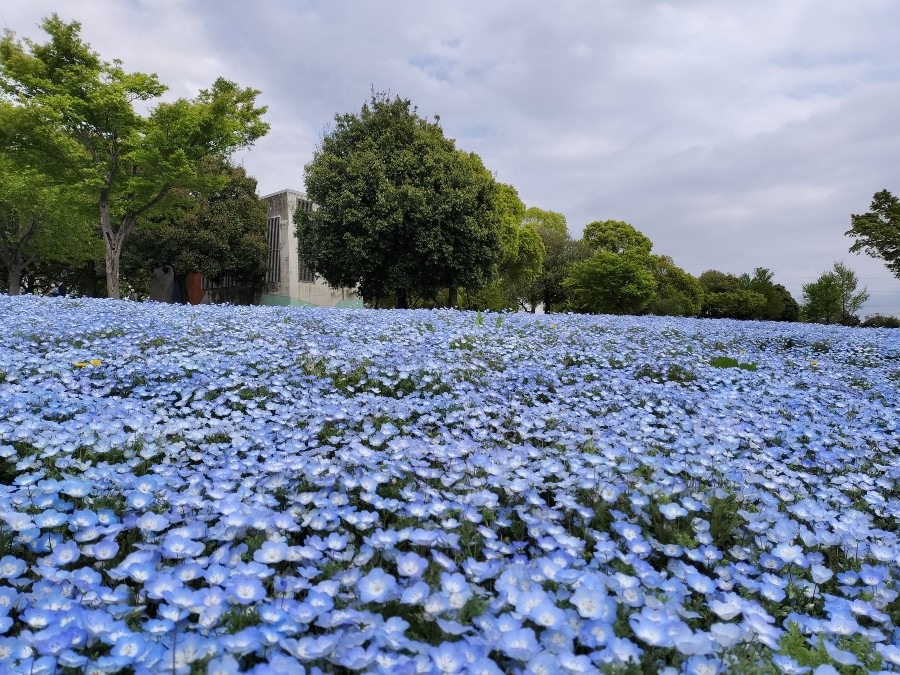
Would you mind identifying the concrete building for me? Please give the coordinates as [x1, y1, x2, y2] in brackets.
[259, 189, 362, 308]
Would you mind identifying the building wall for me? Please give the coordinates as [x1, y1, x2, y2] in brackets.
[259, 189, 362, 308]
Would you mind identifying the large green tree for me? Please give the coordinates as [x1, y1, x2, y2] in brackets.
[739, 268, 786, 321]
[802, 273, 842, 325]
[847, 189, 900, 278]
[802, 262, 868, 325]
[583, 219, 653, 256]
[0, 15, 269, 298]
[564, 250, 657, 315]
[297, 92, 501, 308]
[495, 185, 545, 293]
[124, 160, 269, 300]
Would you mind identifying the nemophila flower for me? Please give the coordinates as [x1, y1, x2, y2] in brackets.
[708, 593, 744, 621]
[400, 580, 431, 605]
[0, 555, 26, 579]
[110, 633, 147, 661]
[220, 627, 264, 655]
[254, 540, 289, 564]
[135, 512, 169, 533]
[771, 654, 810, 674]
[160, 533, 204, 559]
[226, 576, 266, 604]
[280, 633, 341, 660]
[858, 563, 886, 587]
[207, 654, 241, 675]
[659, 502, 688, 520]
[430, 641, 468, 674]
[395, 551, 429, 577]
[2, 511, 34, 531]
[600, 636, 643, 665]
[47, 540, 81, 566]
[498, 627, 540, 661]
[356, 568, 399, 604]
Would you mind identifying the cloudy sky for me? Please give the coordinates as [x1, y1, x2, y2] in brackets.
[4, 1, 900, 316]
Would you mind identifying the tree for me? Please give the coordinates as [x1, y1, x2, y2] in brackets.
[847, 189, 900, 278]
[0, 150, 97, 294]
[297, 92, 500, 308]
[124, 160, 269, 300]
[699, 270, 768, 320]
[523, 225, 586, 312]
[523, 207, 568, 236]
[802, 273, 842, 324]
[646, 255, 703, 317]
[772, 284, 800, 322]
[494, 184, 545, 298]
[831, 261, 869, 324]
[563, 250, 657, 315]
[583, 220, 653, 256]
[740, 267, 785, 321]
[0, 15, 269, 298]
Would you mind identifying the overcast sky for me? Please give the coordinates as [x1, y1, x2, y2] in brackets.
[4, 1, 900, 316]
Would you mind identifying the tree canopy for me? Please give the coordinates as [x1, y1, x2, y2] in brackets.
[646, 255, 703, 317]
[564, 250, 657, 315]
[802, 262, 868, 325]
[847, 189, 900, 279]
[297, 92, 501, 308]
[583, 220, 653, 256]
[0, 147, 97, 295]
[124, 160, 269, 299]
[0, 15, 269, 298]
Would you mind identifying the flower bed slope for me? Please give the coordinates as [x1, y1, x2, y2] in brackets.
[0, 295, 898, 674]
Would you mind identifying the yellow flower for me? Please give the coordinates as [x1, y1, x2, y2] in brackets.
[74, 362, 87, 368]
[811, 361, 818, 366]
[90, 359, 102, 366]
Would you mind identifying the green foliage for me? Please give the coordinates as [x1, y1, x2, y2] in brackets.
[297, 91, 501, 308]
[700, 269, 774, 320]
[772, 283, 801, 322]
[564, 250, 657, 315]
[583, 220, 653, 255]
[483, 184, 547, 311]
[710, 356, 758, 371]
[803, 262, 868, 325]
[0, 150, 98, 294]
[741, 268, 790, 321]
[646, 255, 703, 317]
[124, 159, 269, 290]
[847, 188, 900, 279]
[634, 363, 697, 384]
[525, 225, 587, 313]
[811, 340, 830, 353]
[777, 622, 882, 674]
[861, 314, 900, 328]
[0, 15, 269, 298]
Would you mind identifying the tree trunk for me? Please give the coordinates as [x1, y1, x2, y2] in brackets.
[396, 289, 408, 309]
[447, 285, 458, 309]
[100, 205, 136, 300]
[6, 265, 22, 296]
[104, 232, 124, 299]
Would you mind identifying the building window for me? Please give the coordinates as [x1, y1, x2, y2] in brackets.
[298, 258, 315, 284]
[266, 217, 281, 284]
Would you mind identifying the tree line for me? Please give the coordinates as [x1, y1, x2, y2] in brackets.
[2, 16, 898, 327]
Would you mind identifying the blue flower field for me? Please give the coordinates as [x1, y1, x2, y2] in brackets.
[0, 295, 898, 674]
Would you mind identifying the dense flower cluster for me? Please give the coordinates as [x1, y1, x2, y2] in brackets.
[0, 294, 898, 674]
